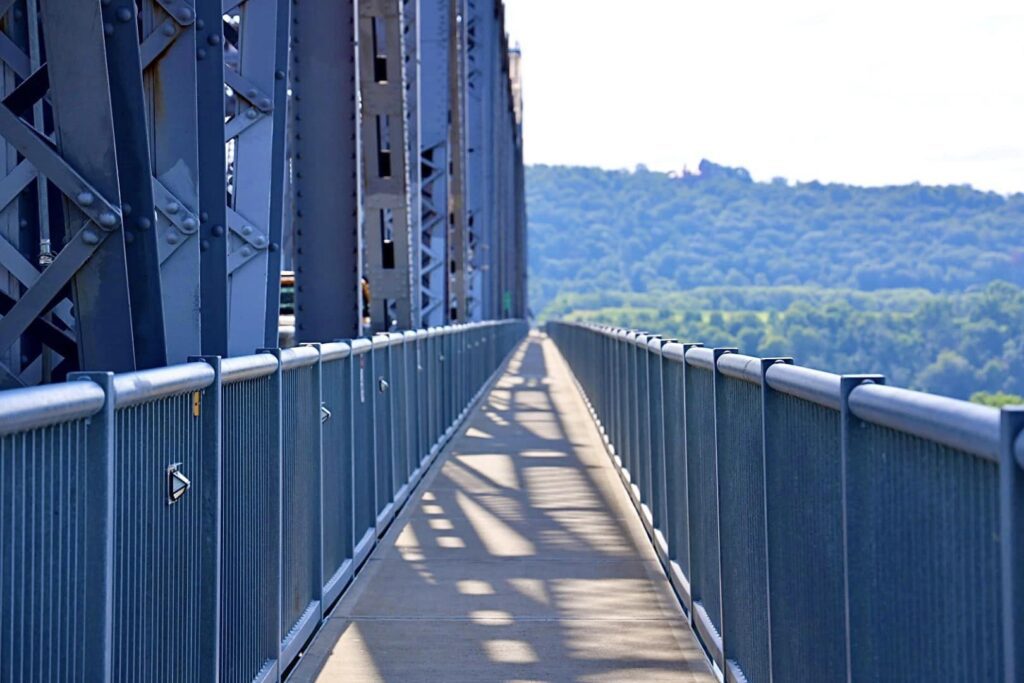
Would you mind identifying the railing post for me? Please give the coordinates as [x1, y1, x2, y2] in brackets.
[839, 373, 885, 683]
[68, 371, 115, 683]
[1001, 407, 1024, 683]
[757, 357, 792, 682]
[189, 355, 224, 681]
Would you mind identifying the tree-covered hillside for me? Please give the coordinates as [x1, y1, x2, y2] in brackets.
[528, 162, 1024, 401]
[527, 161, 1024, 314]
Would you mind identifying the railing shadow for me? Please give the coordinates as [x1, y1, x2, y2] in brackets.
[304, 333, 709, 681]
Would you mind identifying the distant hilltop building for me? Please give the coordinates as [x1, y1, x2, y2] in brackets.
[690, 159, 753, 182]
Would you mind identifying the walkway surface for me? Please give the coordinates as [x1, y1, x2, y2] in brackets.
[291, 333, 712, 682]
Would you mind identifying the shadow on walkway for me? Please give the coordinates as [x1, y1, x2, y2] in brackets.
[291, 332, 712, 682]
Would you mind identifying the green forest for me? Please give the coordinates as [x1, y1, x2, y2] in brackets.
[527, 162, 1024, 402]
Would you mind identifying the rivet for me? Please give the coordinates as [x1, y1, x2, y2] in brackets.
[207, 34, 221, 46]
[162, 23, 176, 36]
[82, 230, 100, 245]
[196, 19, 205, 30]
[270, 242, 280, 252]
[200, 211, 209, 222]
[200, 239, 210, 252]
[77, 191, 95, 206]
[259, 98, 272, 110]
[167, 233, 180, 245]
[211, 225, 225, 237]
[117, 6, 133, 21]
[255, 236, 266, 246]
[182, 217, 198, 231]
[177, 7, 194, 22]
[98, 212, 118, 228]
[275, 70, 285, 80]
[137, 217, 152, 230]
[246, 109, 258, 119]
[166, 202, 180, 214]
[103, 23, 114, 35]
[197, 48, 207, 60]
[124, 231, 135, 245]
[241, 246, 252, 257]
[242, 225, 253, 236]
[247, 88, 258, 98]
[19, 218, 28, 228]
[122, 203, 132, 215]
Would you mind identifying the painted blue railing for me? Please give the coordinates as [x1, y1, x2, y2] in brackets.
[0, 320, 526, 682]
[548, 321, 1024, 683]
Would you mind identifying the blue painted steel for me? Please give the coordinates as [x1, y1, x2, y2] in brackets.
[764, 369, 846, 682]
[350, 338, 378, 569]
[219, 353, 281, 683]
[548, 321, 1019, 683]
[1002, 409, 1024, 682]
[844, 376, 1003, 682]
[278, 347, 322, 665]
[715, 357, 769, 683]
[683, 351, 725, 667]
[0, 376, 111, 682]
[0, 320, 526, 680]
[372, 335, 396, 530]
[321, 342, 354, 607]
[108, 363, 217, 682]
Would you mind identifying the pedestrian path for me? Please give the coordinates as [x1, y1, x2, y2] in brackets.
[290, 333, 712, 682]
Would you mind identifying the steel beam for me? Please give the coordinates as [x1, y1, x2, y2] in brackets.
[359, 0, 418, 331]
[291, 0, 362, 342]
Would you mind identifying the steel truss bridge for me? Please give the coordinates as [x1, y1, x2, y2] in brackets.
[0, 2, 1023, 683]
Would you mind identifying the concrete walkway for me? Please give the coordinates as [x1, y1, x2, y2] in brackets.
[291, 333, 712, 682]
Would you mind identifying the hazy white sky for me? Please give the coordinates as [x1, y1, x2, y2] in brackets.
[503, 0, 1024, 194]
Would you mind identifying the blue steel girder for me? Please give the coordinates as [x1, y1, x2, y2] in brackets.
[417, 0, 450, 327]
[141, 0, 202, 365]
[289, 0, 362, 343]
[222, 0, 290, 355]
[0, 0, 141, 385]
[403, 0, 424, 328]
[359, 0, 418, 332]
[446, 0, 469, 321]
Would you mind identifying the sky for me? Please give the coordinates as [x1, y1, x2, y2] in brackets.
[502, 0, 1024, 194]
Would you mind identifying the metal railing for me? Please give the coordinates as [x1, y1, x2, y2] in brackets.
[0, 320, 527, 682]
[548, 320, 1024, 683]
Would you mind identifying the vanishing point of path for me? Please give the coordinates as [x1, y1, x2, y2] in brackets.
[291, 333, 713, 682]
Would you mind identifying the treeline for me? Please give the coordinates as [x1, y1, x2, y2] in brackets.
[527, 162, 1024, 401]
[527, 161, 1024, 314]
[559, 282, 1024, 400]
